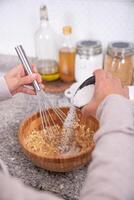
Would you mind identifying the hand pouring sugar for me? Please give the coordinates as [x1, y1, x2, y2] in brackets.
[60, 84, 95, 153]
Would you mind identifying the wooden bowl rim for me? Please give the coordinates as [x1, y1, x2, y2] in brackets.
[18, 107, 99, 160]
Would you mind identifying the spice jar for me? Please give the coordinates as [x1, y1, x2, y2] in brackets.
[75, 40, 103, 82]
[104, 42, 134, 86]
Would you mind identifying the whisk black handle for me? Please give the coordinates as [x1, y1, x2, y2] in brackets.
[15, 45, 41, 92]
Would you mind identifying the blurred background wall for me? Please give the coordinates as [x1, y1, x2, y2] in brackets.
[0, 0, 133, 56]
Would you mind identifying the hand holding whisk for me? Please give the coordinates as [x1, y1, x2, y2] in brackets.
[15, 45, 72, 142]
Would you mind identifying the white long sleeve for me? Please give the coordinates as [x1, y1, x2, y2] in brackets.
[0, 76, 12, 100]
[80, 95, 134, 200]
[0, 172, 62, 200]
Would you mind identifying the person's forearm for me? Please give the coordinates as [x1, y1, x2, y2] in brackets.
[0, 76, 12, 101]
[80, 95, 134, 200]
[0, 171, 62, 200]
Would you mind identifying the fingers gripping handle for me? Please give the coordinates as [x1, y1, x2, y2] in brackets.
[15, 45, 41, 92]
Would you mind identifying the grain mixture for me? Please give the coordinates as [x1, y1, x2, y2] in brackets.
[25, 122, 94, 157]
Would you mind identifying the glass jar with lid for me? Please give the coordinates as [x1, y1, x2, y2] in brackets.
[75, 40, 103, 82]
[104, 42, 134, 86]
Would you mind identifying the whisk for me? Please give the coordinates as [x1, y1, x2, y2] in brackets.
[15, 45, 69, 136]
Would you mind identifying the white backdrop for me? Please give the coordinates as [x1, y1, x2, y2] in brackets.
[0, 0, 134, 56]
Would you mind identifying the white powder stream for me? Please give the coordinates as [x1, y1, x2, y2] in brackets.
[63, 105, 76, 129]
[59, 105, 77, 153]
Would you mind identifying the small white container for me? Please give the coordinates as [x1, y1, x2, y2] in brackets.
[64, 83, 134, 108]
[75, 40, 103, 82]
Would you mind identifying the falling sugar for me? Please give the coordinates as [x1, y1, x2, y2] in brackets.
[64, 105, 76, 129]
[59, 105, 77, 153]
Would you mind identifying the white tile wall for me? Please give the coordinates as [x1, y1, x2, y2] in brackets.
[0, 0, 134, 56]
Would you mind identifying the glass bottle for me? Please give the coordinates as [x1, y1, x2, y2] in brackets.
[34, 5, 59, 81]
[104, 42, 134, 86]
[59, 26, 75, 82]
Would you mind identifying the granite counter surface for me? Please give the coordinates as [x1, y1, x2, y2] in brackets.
[0, 54, 88, 200]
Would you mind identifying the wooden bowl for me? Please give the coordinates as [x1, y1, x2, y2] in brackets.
[18, 107, 99, 172]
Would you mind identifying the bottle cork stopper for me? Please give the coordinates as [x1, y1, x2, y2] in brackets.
[40, 5, 48, 20]
[63, 26, 72, 35]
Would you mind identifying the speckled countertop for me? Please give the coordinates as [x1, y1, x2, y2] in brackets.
[0, 54, 88, 200]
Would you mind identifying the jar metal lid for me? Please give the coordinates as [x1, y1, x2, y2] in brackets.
[107, 41, 134, 57]
[76, 40, 102, 56]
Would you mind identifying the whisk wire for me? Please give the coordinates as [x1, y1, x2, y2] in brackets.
[41, 98, 59, 135]
[42, 92, 66, 124]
